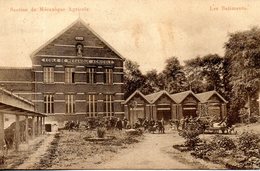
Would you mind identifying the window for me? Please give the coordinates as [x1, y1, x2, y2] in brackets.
[44, 94, 54, 114]
[86, 94, 97, 117]
[43, 67, 54, 83]
[86, 68, 96, 83]
[65, 67, 75, 83]
[65, 94, 75, 113]
[104, 68, 113, 84]
[104, 94, 114, 116]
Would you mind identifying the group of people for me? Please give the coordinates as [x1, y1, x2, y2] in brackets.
[134, 118, 166, 133]
[64, 120, 80, 131]
[104, 117, 129, 130]
[104, 117, 166, 133]
[169, 116, 201, 131]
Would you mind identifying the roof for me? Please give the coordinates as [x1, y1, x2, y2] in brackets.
[196, 90, 228, 103]
[170, 90, 200, 103]
[0, 87, 46, 117]
[123, 90, 150, 104]
[30, 18, 125, 60]
[145, 90, 176, 103]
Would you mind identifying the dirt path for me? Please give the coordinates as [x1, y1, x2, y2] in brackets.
[97, 131, 217, 169]
[15, 133, 55, 169]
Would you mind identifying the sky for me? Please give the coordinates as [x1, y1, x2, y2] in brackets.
[0, 0, 260, 73]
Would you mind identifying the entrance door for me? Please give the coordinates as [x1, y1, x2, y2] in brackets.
[183, 106, 197, 118]
[130, 107, 145, 124]
[157, 105, 171, 121]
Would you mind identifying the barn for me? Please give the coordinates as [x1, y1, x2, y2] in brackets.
[145, 90, 176, 122]
[196, 90, 227, 120]
[171, 90, 201, 119]
[124, 90, 228, 124]
[123, 90, 151, 125]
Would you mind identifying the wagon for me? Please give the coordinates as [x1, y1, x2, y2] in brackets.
[204, 122, 235, 134]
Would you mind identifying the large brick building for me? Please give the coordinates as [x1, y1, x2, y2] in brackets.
[0, 19, 125, 122]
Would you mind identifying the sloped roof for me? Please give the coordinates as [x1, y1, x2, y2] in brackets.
[30, 18, 125, 60]
[123, 90, 150, 104]
[196, 90, 228, 103]
[145, 90, 176, 103]
[170, 90, 200, 103]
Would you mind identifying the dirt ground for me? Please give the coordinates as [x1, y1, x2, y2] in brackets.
[235, 122, 260, 134]
[96, 131, 225, 169]
[20, 128, 225, 169]
[3, 123, 259, 169]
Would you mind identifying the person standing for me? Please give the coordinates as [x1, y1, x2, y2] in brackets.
[115, 118, 123, 130]
[123, 117, 128, 129]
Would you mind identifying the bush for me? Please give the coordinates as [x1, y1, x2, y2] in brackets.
[179, 121, 202, 150]
[212, 135, 236, 150]
[191, 141, 214, 160]
[249, 116, 258, 123]
[97, 128, 106, 138]
[238, 132, 260, 157]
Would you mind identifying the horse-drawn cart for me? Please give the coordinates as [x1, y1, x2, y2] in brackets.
[204, 122, 236, 134]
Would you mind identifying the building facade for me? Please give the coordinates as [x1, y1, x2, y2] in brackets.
[0, 19, 125, 123]
[124, 90, 227, 124]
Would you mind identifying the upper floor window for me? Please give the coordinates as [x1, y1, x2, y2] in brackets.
[104, 68, 113, 84]
[65, 94, 75, 114]
[86, 68, 96, 84]
[43, 67, 54, 83]
[65, 67, 75, 83]
[44, 94, 54, 114]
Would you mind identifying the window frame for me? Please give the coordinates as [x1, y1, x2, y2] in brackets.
[43, 67, 54, 83]
[86, 67, 96, 84]
[104, 94, 114, 117]
[64, 67, 75, 84]
[65, 94, 75, 114]
[44, 94, 54, 114]
[104, 68, 113, 84]
[86, 94, 97, 117]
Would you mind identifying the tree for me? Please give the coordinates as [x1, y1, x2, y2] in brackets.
[160, 57, 189, 93]
[123, 59, 145, 99]
[140, 69, 160, 95]
[184, 54, 226, 94]
[225, 27, 260, 120]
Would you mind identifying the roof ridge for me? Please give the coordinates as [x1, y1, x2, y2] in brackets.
[30, 18, 125, 60]
[0, 66, 32, 70]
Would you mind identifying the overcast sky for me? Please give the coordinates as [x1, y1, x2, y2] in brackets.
[0, 0, 259, 73]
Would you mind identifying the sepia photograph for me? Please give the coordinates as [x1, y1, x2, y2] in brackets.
[0, 0, 259, 170]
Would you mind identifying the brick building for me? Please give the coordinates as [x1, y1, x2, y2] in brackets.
[0, 19, 125, 123]
[124, 90, 227, 124]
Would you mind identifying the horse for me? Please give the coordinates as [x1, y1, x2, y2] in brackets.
[148, 125, 157, 134]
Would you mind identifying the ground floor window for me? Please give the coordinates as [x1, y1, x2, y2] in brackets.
[86, 94, 97, 117]
[104, 94, 114, 116]
[65, 94, 75, 113]
[44, 94, 54, 114]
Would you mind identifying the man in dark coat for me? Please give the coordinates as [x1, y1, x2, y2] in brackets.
[115, 118, 123, 130]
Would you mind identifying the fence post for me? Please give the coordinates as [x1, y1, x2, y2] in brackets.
[0, 113, 4, 158]
[15, 115, 20, 151]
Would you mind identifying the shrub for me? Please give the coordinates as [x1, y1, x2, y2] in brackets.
[97, 128, 106, 138]
[191, 141, 213, 160]
[249, 116, 258, 123]
[179, 121, 202, 150]
[238, 132, 260, 157]
[212, 135, 236, 150]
